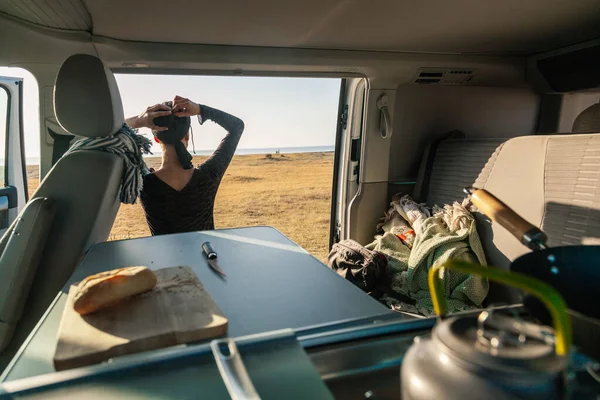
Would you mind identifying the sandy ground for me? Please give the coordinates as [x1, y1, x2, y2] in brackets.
[27, 152, 334, 261]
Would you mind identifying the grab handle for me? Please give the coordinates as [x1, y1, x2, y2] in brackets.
[211, 338, 261, 400]
[376, 94, 392, 138]
[428, 260, 572, 356]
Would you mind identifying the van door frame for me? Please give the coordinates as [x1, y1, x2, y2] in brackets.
[329, 79, 347, 248]
[0, 76, 29, 234]
[329, 78, 367, 248]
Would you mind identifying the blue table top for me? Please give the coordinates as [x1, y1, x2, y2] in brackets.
[2, 227, 392, 382]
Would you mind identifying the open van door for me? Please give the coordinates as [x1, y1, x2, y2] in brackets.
[0, 77, 29, 236]
[329, 78, 366, 247]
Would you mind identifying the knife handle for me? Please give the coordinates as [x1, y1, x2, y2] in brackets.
[202, 242, 217, 259]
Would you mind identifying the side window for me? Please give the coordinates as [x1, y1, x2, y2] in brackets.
[0, 87, 7, 187]
[0, 68, 41, 198]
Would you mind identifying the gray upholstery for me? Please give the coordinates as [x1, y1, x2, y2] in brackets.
[0, 198, 56, 351]
[415, 134, 600, 304]
[541, 135, 600, 246]
[0, 55, 125, 370]
[572, 103, 600, 133]
[424, 139, 505, 206]
[54, 54, 124, 137]
[0, 152, 123, 369]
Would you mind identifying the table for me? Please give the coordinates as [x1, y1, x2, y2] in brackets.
[2, 227, 392, 381]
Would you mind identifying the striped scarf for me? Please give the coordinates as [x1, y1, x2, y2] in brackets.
[64, 124, 152, 204]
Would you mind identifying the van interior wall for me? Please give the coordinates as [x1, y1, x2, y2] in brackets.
[347, 84, 541, 245]
[347, 89, 396, 245]
[558, 92, 600, 132]
[388, 85, 541, 185]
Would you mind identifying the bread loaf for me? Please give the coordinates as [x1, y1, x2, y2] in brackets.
[73, 266, 157, 315]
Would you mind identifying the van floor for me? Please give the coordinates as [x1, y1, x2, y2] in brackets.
[27, 152, 334, 261]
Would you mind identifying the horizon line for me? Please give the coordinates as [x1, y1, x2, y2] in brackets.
[22, 145, 335, 160]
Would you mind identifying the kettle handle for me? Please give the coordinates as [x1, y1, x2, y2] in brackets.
[428, 260, 572, 356]
[465, 187, 548, 251]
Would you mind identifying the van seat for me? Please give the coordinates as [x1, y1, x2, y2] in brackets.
[413, 134, 600, 303]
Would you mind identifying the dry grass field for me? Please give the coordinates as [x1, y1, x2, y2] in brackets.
[27, 152, 334, 261]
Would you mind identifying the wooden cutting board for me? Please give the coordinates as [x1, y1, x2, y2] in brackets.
[53, 266, 227, 371]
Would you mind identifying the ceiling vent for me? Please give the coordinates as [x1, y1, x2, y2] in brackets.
[413, 68, 476, 85]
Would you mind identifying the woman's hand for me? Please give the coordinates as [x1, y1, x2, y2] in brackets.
[126, 104, 172, 131]
[172, 95, 200, 117]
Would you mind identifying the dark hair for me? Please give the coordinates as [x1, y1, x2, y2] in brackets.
[152, 101, 193, 169]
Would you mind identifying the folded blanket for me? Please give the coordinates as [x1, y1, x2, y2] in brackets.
[368, 195, 488, 315]
[64, 124, 152, 204]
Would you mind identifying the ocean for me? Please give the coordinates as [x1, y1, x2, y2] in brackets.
[24, 145, 334, 165]
[145, 145, 335, 158]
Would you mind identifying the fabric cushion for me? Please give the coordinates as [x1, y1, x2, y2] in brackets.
[415, 133, 600, 304]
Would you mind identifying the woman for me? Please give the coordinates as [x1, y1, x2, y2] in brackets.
[126, 95, 244, 235]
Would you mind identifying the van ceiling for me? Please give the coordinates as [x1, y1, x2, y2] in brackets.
[1, 0, 600, 55]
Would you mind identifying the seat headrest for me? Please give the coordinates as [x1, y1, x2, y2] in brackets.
[54, 54, 124, 138]
[572, 103, 600, 133]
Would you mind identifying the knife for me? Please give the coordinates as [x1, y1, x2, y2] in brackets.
[202, 241, 227, 277]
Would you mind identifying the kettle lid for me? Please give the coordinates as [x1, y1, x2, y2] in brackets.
[434, 310, 565, 374]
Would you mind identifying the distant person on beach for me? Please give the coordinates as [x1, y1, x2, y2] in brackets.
[125, 95, 244, 235]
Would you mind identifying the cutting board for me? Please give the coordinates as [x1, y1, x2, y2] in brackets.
[53, 266, 227, 371]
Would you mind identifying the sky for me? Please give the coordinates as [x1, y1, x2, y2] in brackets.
[0, 67, 341, 158]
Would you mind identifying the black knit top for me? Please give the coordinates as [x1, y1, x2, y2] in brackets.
[140, 105, 244, 235]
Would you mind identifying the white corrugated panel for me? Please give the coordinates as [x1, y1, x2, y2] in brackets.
[0, 0, 91, 30]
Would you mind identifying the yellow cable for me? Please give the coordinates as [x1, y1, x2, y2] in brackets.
[428, 260, 572, 356]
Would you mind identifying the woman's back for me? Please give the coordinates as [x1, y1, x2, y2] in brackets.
[154, 167, 195, 192]
[141, 166, 222, 235]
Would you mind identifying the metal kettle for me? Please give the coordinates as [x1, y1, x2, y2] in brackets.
[401, 261, 572, 400]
